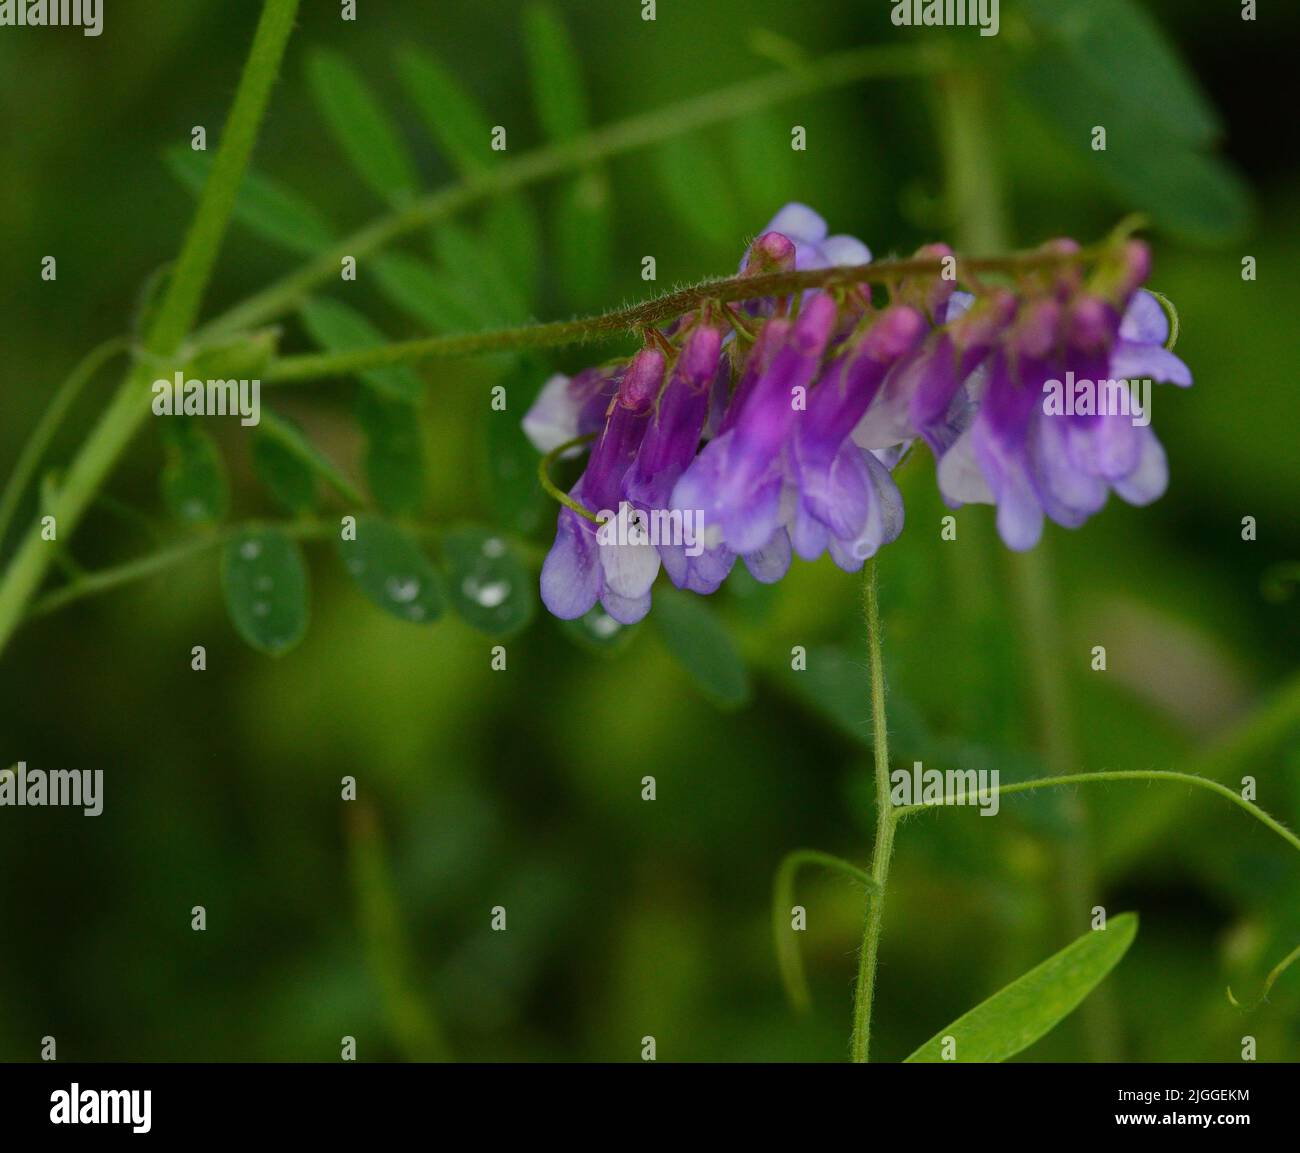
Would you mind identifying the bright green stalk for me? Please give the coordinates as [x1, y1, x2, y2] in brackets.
[0, 0, 299, 659]
[851, 559, 896, 1063]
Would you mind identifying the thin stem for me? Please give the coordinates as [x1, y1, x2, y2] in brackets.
[0, 0, 300, 661]
[894, 770, 1300, 858]
[198, 41, 946, 341]
[264, 244, 1104, 384]
[23, 517, 541, 623]
[774, 850, 879, 1013]
[537, 433, 599, 522]
[851, 559, 896, 1063]
[0, 336, 129, 556]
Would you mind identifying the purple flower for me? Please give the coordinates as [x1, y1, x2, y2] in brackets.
[937, 241, 1192, 550]
[539, 348, 664, 623]
[523, 365, 619, 453]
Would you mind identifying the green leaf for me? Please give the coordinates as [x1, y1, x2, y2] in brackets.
[441, 526, 535, 637]
[904, 913, 1139, 1062]
[356, 390, 426, 516]
[165, 148, 335, 256]
[554, 171, 613, 313]
[651, 586, 751, 708]
[480, 358, 549, 535]
[221, 528, 310, 656]
[1021, 0, 1220, 146]
[298, 297, 425, 403]
[306, 48, 417, 207]
[559, 606, 640, 656]
[251, 425, 316, 513]
[160, 421, 229, 526]
[484, 196, 542, 311]
[255, 408, 362, 505]
[431, 222, 529, 324]
[395, 46, 492, 176]
[184, 327, 279, 382]
[728, 112, 799, 219]
[373, 252, 487, 333]
[337, 517, 444, 624]
[524, 4, 589, 143]
[654, 135, 738, 248]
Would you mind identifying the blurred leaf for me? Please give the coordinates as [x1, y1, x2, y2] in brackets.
[299, 297, 424, 404]
[251, 426, 316, 514]
[356, 390, 426, 516]
[559, 606, 640, 656]
[432, 222, 528, 324]
[1015, 38, 1248, 243]
[652, 586, 751, 708]
[306, 48, 417, 207]
[554, 171, 613, 312]
[441, 526, 535, 637]
[654, 135, 738, 248]
[1021, 0, 1220, 146]
[778, 645, 872, 747]
[185, 327, 279, 382]
[728, 112, 799, 219]
[221, 528, 310, 656]
[396, 46, 492, 176]
[480, 358, 549, 535]
[165, 148, 335, 256]
[337, 517, 444, 624]
[524, 4, 588, 143]
[347, 802, 449, 1060]
[484, 196, 542, 310]
[160, 421, 229, 527]
[257, 408, 361, 504]
[904, 913, 1139, 1062]
[372, 252, 485, 333]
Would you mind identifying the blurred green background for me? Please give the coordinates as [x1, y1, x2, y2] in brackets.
[1, 0, 1297, 1061]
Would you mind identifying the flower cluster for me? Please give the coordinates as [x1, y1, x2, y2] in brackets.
[525, 204, 1191, 623]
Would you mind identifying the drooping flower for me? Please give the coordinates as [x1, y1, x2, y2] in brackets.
[525, 205, 1190, 618]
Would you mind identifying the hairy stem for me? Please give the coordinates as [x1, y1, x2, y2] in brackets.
[0, 0, 300, 661]
[894, 770, 1300, 858]
[264, 244, 1102, 384]
[774, 850, 879, 1013]
[0, 337, 129, 556]
[851, 559, 895, 1063]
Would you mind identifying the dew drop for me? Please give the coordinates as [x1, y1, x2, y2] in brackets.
[239, 539, 262, 560]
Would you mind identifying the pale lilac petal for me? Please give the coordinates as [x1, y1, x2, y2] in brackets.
[540, 509, 600, 619]
[820, 234, 872, 266]
[600, 586, 652, 625]
[523, 373, 581, 453]
[743, 529, 792, 583]
[764, 202, 828, 246]
[937, 427, 994, 505]
[1110, 340, 1192, 387]
[1119, 289, 1168, 345]
[1113, 428, 1169, 506]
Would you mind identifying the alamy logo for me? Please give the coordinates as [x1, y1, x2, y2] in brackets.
[889, 761, 1000, 815]
[0, 0, 102, 37]
[0, 761, 102, 816]
[891, 0, 999, 38]
[50, 1084, 151, 1133]
[596, 502, 705, 558]
[1042, 373, 1152, 427]
[152, 373, 262, 427]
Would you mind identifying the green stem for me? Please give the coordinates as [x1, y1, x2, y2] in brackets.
[0, 336, 129, 556]
[23, 517, 542, 623]
[774, 849, 879, 1013]
[264, 244, 1104, 384]
[198, 42, 945, 341]
[851, 559, 896, 1063]
[0, 0, 299, 661]
[894, 770, 1300, 858]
